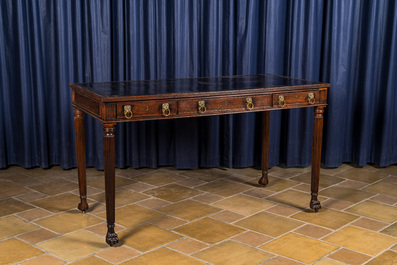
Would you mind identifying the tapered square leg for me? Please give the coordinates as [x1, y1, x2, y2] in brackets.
[310, 106, 325, 212]
[258, 111, 270, 186]
[103, 123, 119, 246]
[74, 108, 89, 212]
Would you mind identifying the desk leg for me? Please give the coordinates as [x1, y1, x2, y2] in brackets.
[310, 106, 325, 212]
[103, 123, 119, 246]
[259, 111, 270, 186]
[74, 108, 89, 212]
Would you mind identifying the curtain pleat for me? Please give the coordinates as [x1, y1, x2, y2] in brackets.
[0, 0, 396, 170]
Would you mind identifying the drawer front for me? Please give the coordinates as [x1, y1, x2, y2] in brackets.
[272, 91, 319, 108]
[117, 100, 177, 120]
[179, 95, 271, 115]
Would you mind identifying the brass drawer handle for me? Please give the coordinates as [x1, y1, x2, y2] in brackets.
[246, 98, 254, 110]
[278, 95, 285, 107]
[198, 100, 206, 114]
[307, 93, 315, 104]
[162, 103, 171, 117]
[124, 105, 133, 119]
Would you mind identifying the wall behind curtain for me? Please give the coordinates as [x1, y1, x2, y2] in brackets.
[0, 0, 396, 170]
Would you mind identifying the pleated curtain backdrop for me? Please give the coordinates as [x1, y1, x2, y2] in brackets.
[0, 0, 396, 170]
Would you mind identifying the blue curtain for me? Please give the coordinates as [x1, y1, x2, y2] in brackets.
[0, 0, 396, 170]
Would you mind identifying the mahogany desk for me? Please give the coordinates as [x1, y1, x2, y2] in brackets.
[70, 74, 329, 246]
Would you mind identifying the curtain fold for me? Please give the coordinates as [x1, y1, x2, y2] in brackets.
[1, 0, 396, 169]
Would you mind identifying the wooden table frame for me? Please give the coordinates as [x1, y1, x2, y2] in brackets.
[70, 74, 329, 246]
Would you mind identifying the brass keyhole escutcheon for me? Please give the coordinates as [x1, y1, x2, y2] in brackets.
[278, 95, 285, 107]
[198, 100, 206, 114]
[124, 105, 133, 119]
[307, 93, 315, 104]
[162, 103, 171, 117]
[246, 97, 254, 110]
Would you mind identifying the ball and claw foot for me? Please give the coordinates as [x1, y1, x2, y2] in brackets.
[106, 231, 119, 247]
[258, 174, 269, 186]
[310, 199, 322, 212]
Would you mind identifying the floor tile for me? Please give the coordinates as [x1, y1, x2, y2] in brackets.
[179, 168, 230, 182]
[212, 194, 274, 215]
[174, 217, 245, 244]
[84, 222, 125, 237]
[177, 177, 207, 187]
[320, 198, 354, 210]
[346, 200, 397, 223]
[126, 181, 156, 192]
[313, 258, 345, 265]
[320, 164, 353, 175]
[243, 188, 274, 198]
[192, 192, 224, 204]
[211, 210, 246, 223]
[370, 194, 397, 205]
[18, 228, 59, 244]
[88, 176, 137, 190]
[335, 179, 368, 189]
[16, 208, 53, 221]
[267, 190, 313, 209]
[68, 256, 112, 265]
[144, 184, 201, 202]
[193, 240, 274, 265]
[135, 197, 169, 209]
[323, 226, 397, 255]
[167, 238, 209, 254]
[0, 198, 34, 217]
[351, 217, 389, 231]
[133, 171, 186, 186]
[364, 181, 397, 197]
[226, 167, 262, 178]
[0, 181, 29, 199]
[37, 230, 108, 262]
[328, 248, 371, 265]
[266, 204, 301, 217]
[335, 168, 387, 183]
[96, 246, 139, 263]
[29, 179, 77, 195]
[35, 210, 103, 234]
[236, 212, 303, 237]
[97, 204, 164, 228]
[118, 223, 182, 252]
[293, 224, 333, 239]
[121, 247, 205, 265]
[377, 165, 397, 175]
[261, 233, 338, 264]
[263, 256, 304, 265]
[150, 216, 187, 229]
[269, 167, 310, 178]
[0, 238, 44, 265]
[31, 193, 80, 213]
[381, 222, 397, 237]
[365, 251, 397, 265]
[320, 186, 375, 203]
[19, 254, 65, 265]
[158, 199, 221, 221]
[0, 215, 39, 240]
[196, 179, 251, 197]
[232, 231, 273, 247]
[90, 189, 149, 207]
[292, 172, 344, 188]
[15, 191, 48, 202]
[292, 207, 358, 229]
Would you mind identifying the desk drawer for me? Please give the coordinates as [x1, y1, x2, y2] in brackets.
[117, 100, 177, 120]
[272, 91, 319, 108]
[178, 95, 271, 115]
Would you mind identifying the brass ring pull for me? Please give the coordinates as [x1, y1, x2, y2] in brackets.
[278, 95, 285, 107]
[246, 98, 254, 110]
[162, 103, 171, 117]
[124, 105, 133, 119]
[307, 92, 315, 104]
[198, 100, 206, 114]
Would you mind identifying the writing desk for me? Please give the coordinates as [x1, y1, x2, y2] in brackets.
[70, 74, 329, 246]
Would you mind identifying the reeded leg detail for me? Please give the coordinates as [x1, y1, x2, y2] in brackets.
[310, 106, 325, 212]
[259, 111, 270, 186]
[74, 108, 89, 212]
[103, 123, 118, 246]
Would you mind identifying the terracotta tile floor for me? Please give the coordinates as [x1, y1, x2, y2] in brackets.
[1, 164, 397, 264]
